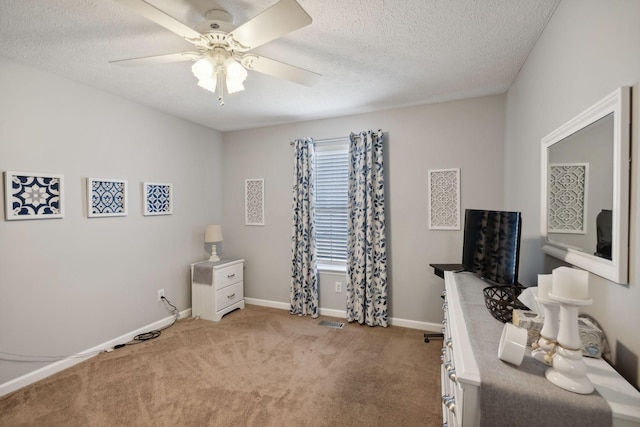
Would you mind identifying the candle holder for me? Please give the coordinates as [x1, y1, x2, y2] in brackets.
[531, 295, 560, 365]
[545, 293, 594, 394]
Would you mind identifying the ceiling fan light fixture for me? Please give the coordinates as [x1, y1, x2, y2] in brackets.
[113, 0, 321, 105]
[226, 78, 245, 94]
[224, 58, 248, 82]
[191, 56, 216, 81]
[197, 77, 217, 93]
[224, 58, 248, 94]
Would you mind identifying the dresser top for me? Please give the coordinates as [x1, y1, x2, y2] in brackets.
[193, 258, 244, 268]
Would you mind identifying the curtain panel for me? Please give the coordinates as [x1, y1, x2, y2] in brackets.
[290, 138, 319, 317]
[346, 130, 388, 327]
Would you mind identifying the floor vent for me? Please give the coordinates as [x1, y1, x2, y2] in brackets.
[319, 320, 345, 329]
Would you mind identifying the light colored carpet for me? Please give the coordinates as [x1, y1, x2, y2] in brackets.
[0, 305, 443, 426]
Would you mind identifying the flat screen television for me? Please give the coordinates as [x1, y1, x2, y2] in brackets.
[462, 209, 522, 286]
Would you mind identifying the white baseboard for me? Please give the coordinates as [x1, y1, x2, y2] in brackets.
[243, 298, 346, 319]
[0, 308, 191, 398]
[391, 318, 441, 332]
[244, 297, 290, 311]
[244, 298, 439, 332]
[244, 298, 346, 318]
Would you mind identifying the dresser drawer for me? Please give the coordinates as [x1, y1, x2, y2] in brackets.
[214, 263, 243, 290]
[216, 281, 243, 311]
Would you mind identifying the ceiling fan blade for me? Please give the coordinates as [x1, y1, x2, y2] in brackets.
[241, 55, 321, 87]
[114, 0, 204, 42]
[228, 0, 312, 50]
[110, 52, 202, 66]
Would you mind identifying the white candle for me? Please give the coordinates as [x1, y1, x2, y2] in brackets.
[537, 274, 553, 299]
[552, 267, 589, 299]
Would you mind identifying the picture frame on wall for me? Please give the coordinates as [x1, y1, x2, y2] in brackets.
[245, 178, 265, 226]
[3, 171, 64, 220]
[548, 163, 588, 234]
[87, 178, 128, 218]
[428, 168, 460, 230]
[143, 182, 173, 216]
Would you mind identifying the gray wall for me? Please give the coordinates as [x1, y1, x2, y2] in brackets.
[0, 57, 223, 384]
[222, 95, 506, 326]
[504, 0, 640, 386]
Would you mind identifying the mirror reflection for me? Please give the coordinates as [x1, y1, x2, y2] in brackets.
[541, 86, 629, 284]
[546, 113, 613, 260]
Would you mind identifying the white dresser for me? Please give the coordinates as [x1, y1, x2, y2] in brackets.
[191, 258, 245, 322]
[441, 271, 481, 427]
[441, 270, 640, 427]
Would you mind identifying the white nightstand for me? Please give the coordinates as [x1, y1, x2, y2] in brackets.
[191, 258, 245, 322]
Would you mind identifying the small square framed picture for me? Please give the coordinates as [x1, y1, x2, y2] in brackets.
[143, 182, 173, 216]
[87, 178, 128, 218]
[4, 171, 64, 220]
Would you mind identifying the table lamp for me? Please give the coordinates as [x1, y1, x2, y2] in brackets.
[205, 224, 223, 262]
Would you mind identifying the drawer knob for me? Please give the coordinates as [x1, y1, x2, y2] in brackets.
[443, 396, 456, 414]
[227, 293, 236, 299]
[442, 395, 456, 413]
[227, 273, 236, 278]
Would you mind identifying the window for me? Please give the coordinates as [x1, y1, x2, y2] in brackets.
[314, 140, 349, 270]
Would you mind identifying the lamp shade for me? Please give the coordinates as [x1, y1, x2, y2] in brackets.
[192, 56, 215, 81]
[205, 225, 223, 243]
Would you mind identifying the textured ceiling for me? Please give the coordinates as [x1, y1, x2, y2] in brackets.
[0, 0, 560, 132]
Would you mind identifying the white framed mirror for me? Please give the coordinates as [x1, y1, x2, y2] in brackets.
[540, 86, 630, 284]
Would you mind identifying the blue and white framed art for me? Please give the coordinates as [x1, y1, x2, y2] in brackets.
[3, 171, 64, 220]
[245, 178, 265, 226]
[87, 177, 128, 218]
[143, 182, 173, 216]
[428, 168, 460, 230]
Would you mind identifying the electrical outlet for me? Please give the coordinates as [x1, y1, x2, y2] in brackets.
[157, 289, 164, 302]
[335, 282, 342, 293]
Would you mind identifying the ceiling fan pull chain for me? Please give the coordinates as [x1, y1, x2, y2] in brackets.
[217, 72, 225, 106]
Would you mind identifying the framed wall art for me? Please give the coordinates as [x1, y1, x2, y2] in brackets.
[87, 178, 128, 218]
[428, 168, 460, 230]
[548, 163, 588, 234]
[143, 182, 173, 216]
[245, 178, 265, 226]
[3, 171, 64, 220]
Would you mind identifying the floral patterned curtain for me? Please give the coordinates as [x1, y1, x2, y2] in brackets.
[290, 138, 319, 317]
[346, 130, 388, 327]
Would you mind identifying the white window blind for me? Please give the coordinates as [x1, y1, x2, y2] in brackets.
[314, 140, 349, 266]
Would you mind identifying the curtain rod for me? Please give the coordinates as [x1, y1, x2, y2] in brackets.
[289, 131, 383, 145]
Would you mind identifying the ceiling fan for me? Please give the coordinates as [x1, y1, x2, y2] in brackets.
[112, 0, 321, 105]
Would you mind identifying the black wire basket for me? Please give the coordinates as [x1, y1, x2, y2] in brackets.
[483, 285, 529, 323]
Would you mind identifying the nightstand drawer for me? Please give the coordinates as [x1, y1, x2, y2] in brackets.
[214, 263, 243, 290]
[216, 281, 243, 311]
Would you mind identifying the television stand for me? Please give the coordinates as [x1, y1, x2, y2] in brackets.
[424, 332, 443, 343]
[424, 264, 464, 343]
[430, 263, 464, 279]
